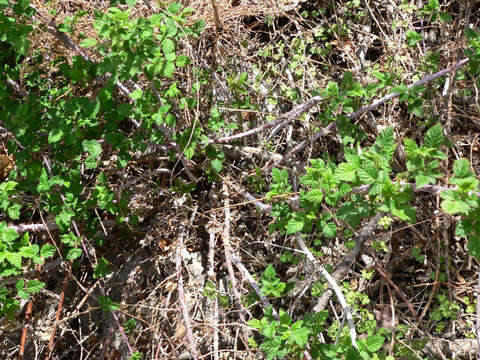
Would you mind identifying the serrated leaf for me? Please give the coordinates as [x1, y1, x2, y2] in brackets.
[6, 252, 22, 269]
[415, 174, 434, 188]
[441, 199, 470, 214]
[55, 211, 73, 232]
[286, 217, 304, 234]
[424, 124, 444, 148]
[168, 2, 182, 14]
[304, 189, 323, 205]
[66, 248, 82, 260]
[8, 203, 21, 220]
[391, 204, 416, 222]
[366, 335, 385, 352]
[48, 128, 64, 144]
[129, 89, 143, 100]
[323, 222, 337, 238]
[27, 280, 45, 294]
[468, 235, 480, 261]
[404, 138, 418, 156]
[453, 158, 472, 178]
[162, 38, 175, 55]
[126, 0, 140, 6]
[346, 346, 362, 360]
[40, 244, 55, 258]
[334, 162, 358, 182]
[357, 165, 378, 185]
[0, 225, 19, 245]
[79, 38, 98, 48]
[176, 54, 191, 67]
[162, 61, 175, 78]
[210, 158, 223, 174]
[271, 168, 289, 183]
[375, 127, 395, 150]
[20, 245, 38, 259]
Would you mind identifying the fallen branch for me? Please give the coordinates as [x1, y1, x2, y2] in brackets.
[295, 233, 358, 348]
[313, 213, 383, 312]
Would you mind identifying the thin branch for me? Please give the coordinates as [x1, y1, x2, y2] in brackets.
[221, 183, 251, 349]
[265, 57, 470, 170]
[210, 96, 322, 145]
[295, 233, 358, 348]
[313, 213, 383, 312]
[175, 222, 199, 359]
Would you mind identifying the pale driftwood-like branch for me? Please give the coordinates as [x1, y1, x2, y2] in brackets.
[176, 222, 199, 360]
[295, 233, 358, 348]
[230, 252, 279, 320]
[313, 213, 383, 313]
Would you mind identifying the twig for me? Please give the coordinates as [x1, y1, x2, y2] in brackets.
[230, 252, 279, 320]
[207, 220, 219, 360]
[295, 233, 358, 348]
[374, 263, 419, 322]
[221, 183, 251, 349]
[407, 233, 440, 341]
[313, 213, 383, 312]
[41, 155, 134, 356]
[176, 222, 199, 359]
[265, 57, 470, 170]
[210, 96, 322, 145]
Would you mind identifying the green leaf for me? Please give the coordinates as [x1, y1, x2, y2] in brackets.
[357, 165, 378, 185]
[366, 335, 385, 352]
[334, 162, 358, 182]
[79, 38, 98, 48]
[126, 0, 140, 6]
[20, 245, 39, 259]
[48, 128, 64, 144]
[0, 225, 19, 245]
[210, 158, 223, 174]
[441, 199, 470, 215]
[162, 38, 175, 56]
[424, 124, 444, 148]
[162, 62, 175, 78]
[453, 158, 472, 178]
[94, 257, 111, 278]
[8, 203, 21, 220]
[404, 138, 419, 156]
[247, 318, 261, 329]
[66, 248, 82, 260]
[439, 12, 452, 22]
[346, 346, 362, 360]
[40, 244, 55, 258]
[286, 217, 304, 234]
[27, 280, 45, 294]
[129, 89, 143, 100]
[304, 189, 323, 205]
[98, 295, 120, 312]
[6, 252, 22, 269]
[82, 139, 102, 169]
[55, 210, 74, 232]
[323, 222, 337, 238]
[415, 174, 434, 189]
